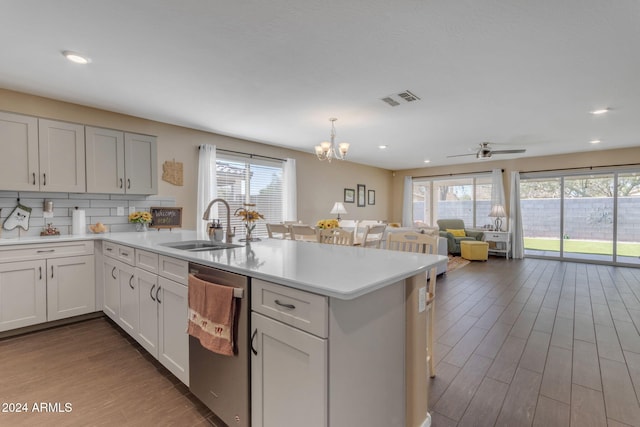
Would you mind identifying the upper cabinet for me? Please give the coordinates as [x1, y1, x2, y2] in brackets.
[0, 113, 86, 192]
[38, 119, 86, 193]
[86, 126, 157, 195]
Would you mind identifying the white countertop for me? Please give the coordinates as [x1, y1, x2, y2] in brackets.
[0, 230, 447, 300]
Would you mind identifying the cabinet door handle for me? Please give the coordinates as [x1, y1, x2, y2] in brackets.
[274, 299, 295, 310]
[121, 252, 129, 257]
[119, 178, 123, 189]
[39, 266, 42, 280]
[111, 266, 117, 280]
[51, 265, 54, 279]
[150, 284, 156, 301]
[33, 172, 36, 185]
[250, 329, 258, 356]
[106, 247, 113, 252]
[127, 178, 131, 189]
[43, 173, 46, 186]
[129, 276, 134, 290]
[156, 286, 161, 303]
[37, 249, 55, 253]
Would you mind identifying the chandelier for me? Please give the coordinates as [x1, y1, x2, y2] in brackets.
[314, 118, 349, 162]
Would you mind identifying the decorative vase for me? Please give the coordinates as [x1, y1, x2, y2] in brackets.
[136, 222, 149, 232]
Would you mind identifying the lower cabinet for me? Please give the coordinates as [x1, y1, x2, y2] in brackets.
[0, 242, 95, 333]
[0, 260, 46, 331]
[102, 242, 189, 385]
[251, 312, 327, 427]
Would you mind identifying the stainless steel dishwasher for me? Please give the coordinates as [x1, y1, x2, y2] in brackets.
[188, 263, 249, 427]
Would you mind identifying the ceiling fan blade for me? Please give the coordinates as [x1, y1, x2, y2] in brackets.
[446, 153, 476, 158]
[491, 149, 526, 154]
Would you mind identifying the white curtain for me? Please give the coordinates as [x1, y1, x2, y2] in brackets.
[510, 171, 525, 259]
[402, 176, 413, 227]
[282, 158, 297, 222]
[491, 168, 506, 208]
[197, 144, 217, 236]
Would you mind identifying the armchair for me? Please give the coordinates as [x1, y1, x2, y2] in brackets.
[436, 219, 484, 255]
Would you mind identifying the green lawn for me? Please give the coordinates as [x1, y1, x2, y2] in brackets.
[524, 237, 640, 256]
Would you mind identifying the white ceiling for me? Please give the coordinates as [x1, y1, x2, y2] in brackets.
[1, 1, 638, 170]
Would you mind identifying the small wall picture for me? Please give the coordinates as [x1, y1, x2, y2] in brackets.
[344, 188, 355, 203]
[357, 184, 366, 207]
[368, 190, 375, 205]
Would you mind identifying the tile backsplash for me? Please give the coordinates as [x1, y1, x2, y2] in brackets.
[0, 191, 176, 238]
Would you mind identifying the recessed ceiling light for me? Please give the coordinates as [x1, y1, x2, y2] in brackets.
[590, 108, 609, 115]
[62, 50, 90, 64]
[378, 145, 388, 149]
[423, 160, 431, 164]
[590, 139, 601, 144]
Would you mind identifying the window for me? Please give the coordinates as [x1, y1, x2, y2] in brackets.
[216, 154, 284, 238]
[520, 168, 640, 266]
[413, 173, 494, 228]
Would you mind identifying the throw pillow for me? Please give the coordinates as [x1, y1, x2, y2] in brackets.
[446, 228, 466, 237]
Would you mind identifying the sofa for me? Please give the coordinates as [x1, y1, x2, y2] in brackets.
[437, 219, 484, 255]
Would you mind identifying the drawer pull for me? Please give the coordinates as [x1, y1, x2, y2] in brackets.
[129, 276, 134, 290]
[106, 247, 113, 252]
[36, 249, 55, 253]
[150, 284, 156, 301]
[121, 252, 129, 257]
[274, 299, 295, 310]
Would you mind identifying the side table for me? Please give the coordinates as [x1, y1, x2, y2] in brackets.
[483, 231, 511, 259]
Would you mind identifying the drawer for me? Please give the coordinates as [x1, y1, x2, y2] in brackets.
[485, 233, 508, 242]
[136, 249, 159, 274]
[0, 241, 94, 262]
[102, 242, 135, 265]
[251, 279, 328, 338]
[159, 255, 188, 284]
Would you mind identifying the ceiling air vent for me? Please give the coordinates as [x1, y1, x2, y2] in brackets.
[381, 97, 400, 107]
[380, 90, 421, 107]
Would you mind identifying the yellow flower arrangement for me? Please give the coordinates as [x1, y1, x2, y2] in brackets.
[316, 219, 339, 229]
[128, 211, 153, 224]
[234, 203, 264, 236]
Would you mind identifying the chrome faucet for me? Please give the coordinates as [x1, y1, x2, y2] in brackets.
[202, 198, 235, 243]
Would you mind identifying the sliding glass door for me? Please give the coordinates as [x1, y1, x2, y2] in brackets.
[521, 168, 640, 266]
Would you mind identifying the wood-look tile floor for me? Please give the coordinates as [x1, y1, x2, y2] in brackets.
[429, 257, 640, 427]
[0, 318, 216, 427]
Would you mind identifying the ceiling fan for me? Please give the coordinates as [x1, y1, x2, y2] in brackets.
[448, 142, 526, 159]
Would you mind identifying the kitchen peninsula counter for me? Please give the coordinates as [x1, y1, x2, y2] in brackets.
[0, 230, 447, 300]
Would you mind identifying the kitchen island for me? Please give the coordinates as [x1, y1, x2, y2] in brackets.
[0, 230, 446, 427]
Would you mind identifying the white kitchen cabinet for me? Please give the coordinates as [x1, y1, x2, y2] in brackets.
[0, 111, 39, 191]
[38, 119, 86, 192]
[86, 127, 157, 195]
[251, 312, 328, 427]
[0, 241, 95, 332]
[136, 267, 159, 355]
[47, 255, 95, 321]
[157, 276, 189, 385]
[251, 278, 406, 427]
[0, 260, 46, 332]
[117, 261, 137, 335]
[102, 256, 120, 321]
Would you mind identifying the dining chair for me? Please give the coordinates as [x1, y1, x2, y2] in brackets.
[386, 231, 438, 378]
[316, 228, 354, 246]
[357, 224, 387, 248]
[289, 224, 317, 241]
[266, 223, 290, 239]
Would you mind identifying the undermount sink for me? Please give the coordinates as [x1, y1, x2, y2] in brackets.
[160, 240, 242, 251]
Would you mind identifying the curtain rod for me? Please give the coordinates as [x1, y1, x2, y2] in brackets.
[412, 168, 504, 179]
[199, 145, 286, 162]
[520, 162, 640, 174]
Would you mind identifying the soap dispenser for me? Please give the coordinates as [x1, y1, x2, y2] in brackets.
[212, 220, 224, 242]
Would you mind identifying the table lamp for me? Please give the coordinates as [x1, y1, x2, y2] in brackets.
[488, 204, 506, 231]
[330, 202, 348, 221]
